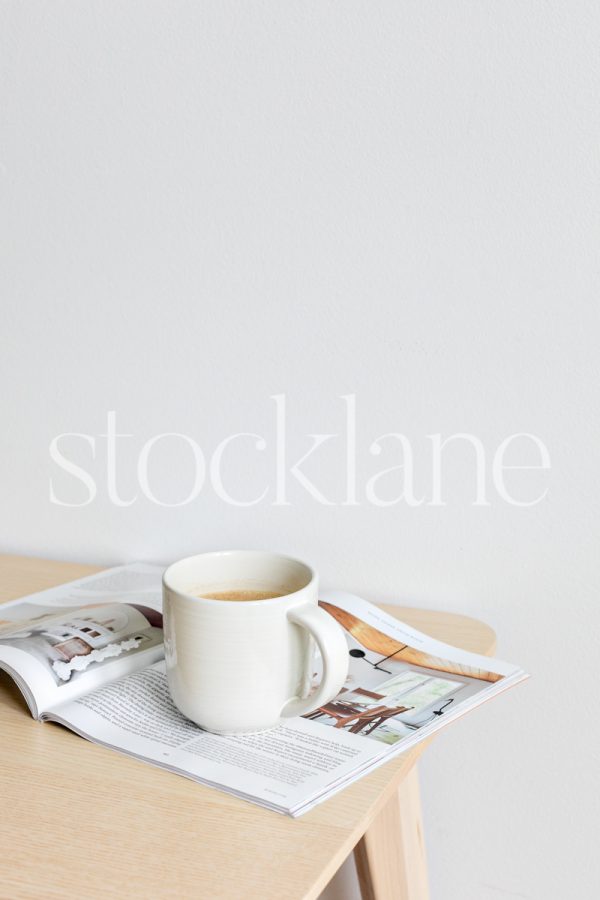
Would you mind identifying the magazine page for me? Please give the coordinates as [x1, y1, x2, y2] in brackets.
[312, 590, 526, 752]
[45, 660, 387, 816]
[0, 564, 164, 717]
[43, 589, 526, 816]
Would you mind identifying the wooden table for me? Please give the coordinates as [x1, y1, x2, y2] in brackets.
[0, 555, 496, 900]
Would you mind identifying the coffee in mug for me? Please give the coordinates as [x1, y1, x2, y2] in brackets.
[198, 589, 283, 602]
[162, 551, 349, 733]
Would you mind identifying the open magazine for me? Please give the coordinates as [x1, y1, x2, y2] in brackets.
[0, 564, 527, 817]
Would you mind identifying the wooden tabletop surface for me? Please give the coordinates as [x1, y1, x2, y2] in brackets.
[0, 555, 496, 900]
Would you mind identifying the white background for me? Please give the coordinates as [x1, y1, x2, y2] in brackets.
[2, 3, 599, 898]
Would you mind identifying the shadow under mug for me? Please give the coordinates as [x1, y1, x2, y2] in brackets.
[162, 550, 349, 733]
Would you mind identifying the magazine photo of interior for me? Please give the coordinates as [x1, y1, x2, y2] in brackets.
[304, 673, 467, 745]
[0, 603, 163, 685]
[304, 600, 498, 746]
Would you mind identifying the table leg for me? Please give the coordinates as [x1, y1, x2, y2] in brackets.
[354, 765, 429, 900]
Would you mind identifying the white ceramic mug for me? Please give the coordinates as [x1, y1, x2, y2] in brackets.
[162, 550, 349, 733]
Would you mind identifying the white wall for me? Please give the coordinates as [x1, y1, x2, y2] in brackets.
[2, 3, 598, 898]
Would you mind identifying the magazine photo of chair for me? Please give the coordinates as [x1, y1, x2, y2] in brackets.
[305, 688, 414, 738]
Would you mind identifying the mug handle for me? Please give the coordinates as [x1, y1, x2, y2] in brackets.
[281, 603, 349, 718]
